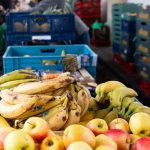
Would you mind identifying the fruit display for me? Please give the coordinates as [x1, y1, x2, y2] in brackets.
[0, 69, 150, 149]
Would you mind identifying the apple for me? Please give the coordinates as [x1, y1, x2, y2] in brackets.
[105, 129, 131, 150]
[95, 145, 117, 150]
[109, 118, 130, 133]
[86, 118, 108, 135]
[4, 130, 35, 150]
[0, 127, 15, 150]
[23, 117, 49, 143]
[134, 137, 150, 150]
[63, 124, 96, 148]
[129, 112, 150, 137]
[130, 134, 141, 150]
[40, 135, 65, 150]
[67, 141, 93, 150]
[95, 134, 117, 149]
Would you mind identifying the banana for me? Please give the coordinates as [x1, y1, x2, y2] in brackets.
[78, 121, 89, 126]
[43, 96, 69, 131]
[120, 97, 135, 116]
[77, 89, 90, 117]
[88, 97, 99, 111]
[124, 101, 143, 119]
[0, 89, 54, 105]
[13, 74, 75, 94]
[0, 69, 39, 85]
[140, 106, 150, 115]
[95, 83, 103, 95]
[62, 97, 81, 129]
[0, 78, 39, 90]
[80, 110, 95, 122]
[52, 87, 68, 96]
[0, 116, 10, 127]
[109, 87, 138, 108]
[68, 84, 78, 99]
[0, 98, 37, 119]
[17, 95, 65, 121]
[104, 109, 118, 124]
[95, 104, 113, 119]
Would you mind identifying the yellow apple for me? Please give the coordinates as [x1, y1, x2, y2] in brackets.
[67, 141, 93, 150]
[63, 124, 96, 148]
[0, 127, 15, 150]
[4, 130, 35, 150]
[95, 134, 117, 149]
[23, 117, 49, 143]
[129, 112, 150, 137]
[40, 135, 65, 150]
[109, 118, 130, 133]
[87, 118, 108, 135]
[95, 145, 116, 150]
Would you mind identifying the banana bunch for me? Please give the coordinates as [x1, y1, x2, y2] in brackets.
[0, 69, 39, 90]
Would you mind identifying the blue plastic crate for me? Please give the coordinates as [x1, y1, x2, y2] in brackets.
[137, 5, 150, 21]
[3, 45, 97, 76]
[134, 52, 150, 82]
[136, 37, 150, 55]
[5, 12, 75, 44]
[136, 19, 150, 39]
[112, 41, 121, 54]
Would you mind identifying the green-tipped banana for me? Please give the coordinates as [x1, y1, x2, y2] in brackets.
[104, 109, 118, 124]
[95, 104, 113, 119]
[124, 101, 143, 119]
[120, 97, 135, 116]
[109, 87, 138, 108]
[0, 69, 39, 85]
[0, 78, 39, 90]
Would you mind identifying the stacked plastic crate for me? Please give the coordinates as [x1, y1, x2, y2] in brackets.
[75, 0, 101, 27]
[120, 13, 136, 62]
[112, 3, 137, 54]
[135, 5, 150, 93]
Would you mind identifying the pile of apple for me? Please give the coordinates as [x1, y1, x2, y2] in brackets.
[0, 112, 150, 150]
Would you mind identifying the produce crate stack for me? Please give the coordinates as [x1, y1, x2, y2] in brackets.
[75, 0, 101, 27]
[5, 12, 76, 46]
[112, 3, 137, 54]
[135, 4, 150, 94]
[120, 13, 136, 62]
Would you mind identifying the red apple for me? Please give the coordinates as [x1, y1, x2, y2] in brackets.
[0, 127, 15, 150]
[134, 137, 150, 150]
[109, 118, 130, 133]
[40, 135, 65, 150]
[87, 118, 108, 135]
[23, 117, 49, 143]
[105, 129, 131, 150]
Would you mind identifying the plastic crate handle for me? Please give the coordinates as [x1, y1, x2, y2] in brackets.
[40, 48, 55, 53]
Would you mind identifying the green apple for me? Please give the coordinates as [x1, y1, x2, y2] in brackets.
[129, 112, 150, 137]
[4, 130, 35, 150]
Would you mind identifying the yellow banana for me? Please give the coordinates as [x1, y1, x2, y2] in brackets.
[95, 104, 113, 119]
[17, 95, 65, 121]
[0, 98, 37, 119]
[0, 116, 10, 127]
[140, 106, 150, 115]
[80, 110, 95, 122]
[0, 89, 54, 105]
[0, 78, 39, 90]
[78, 121, 89, 126]
[104, 109, 118, 124]
[77, 89, 90, 117]
[13, 74, 75, 94]
[0, 69, 39, 85]
[109, 87, 138, 108]
[43, 97, 69, 131]
[88, 97, 99, 111]
[62, 97, 81, 129]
